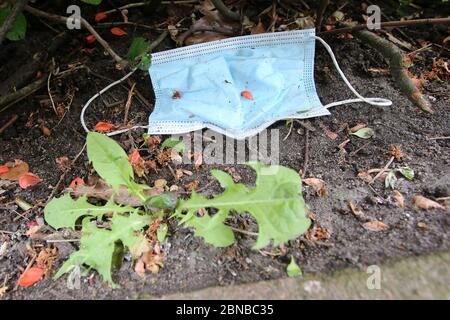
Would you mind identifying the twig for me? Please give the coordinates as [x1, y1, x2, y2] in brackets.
[0, 76, 47, 111]
[123, 82, 136, 125]
[227, 225, 258, 236]
[315, 0, 329, 30]
[0, 0, 29, 45]
[210, 0, 240, 21]
[301, 129, 310, 179]
[427, 136, 450, 140]
[24, 5, 125, 66]
[102, 0, 199, 15]
[436, 196, 450, 201]
[46, 143, 86, 203]
[0, 114, 18, 134]
[319, 18, 450, 36]
[351, 28, 433, 113]
[369, 156, 394, 184]
[47, 60, 58, 116]
[46, 239, 80, 243]
[283, 120, 294, 141]
[14, 253, 36, 291]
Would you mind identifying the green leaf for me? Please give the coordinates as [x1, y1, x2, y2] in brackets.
[157, 223, 168, 242]
[86, 132, 146, 197]
[287, 256, 302, 277]
[175, 162, 311, 249]
[0, 6, 27, 41]
[81, 0, 103, 4]
[385, 170, 397, 189]
[54, 211, 151, 288]
[127, 37, 150, 61]
[145, 192, 178, 212]
[161, 137, 186, 154]
[350, 128, 374, 139]
[44, 194, 136, 230]
[398, 167, 414, 181]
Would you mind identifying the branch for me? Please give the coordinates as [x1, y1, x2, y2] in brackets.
[210, 0, 240, 21]
[319, 17, 450, 35]
[24, 5, 125, 66]
[352, 28, 433, 113]
[315, 0, 329, 31]
[0, 0, 29, 45]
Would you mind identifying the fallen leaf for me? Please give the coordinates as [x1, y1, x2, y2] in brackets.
[0, 165, 9, 174]
[417, 222, 427, 229]
[349, 123, 367, 133]
[388, 145, 404, 160]
[319, 123, 338, 140]
[111, 27, 127, 36]
[0, 285, 7, 298]
[194, 152, 203, 169]
[128, 150, 146, 177]
[348, 201, 365, 217]
[172, 90, 182, 99]
[306, 224, 331, 241]
[85, 34, 97, 44]
[412, 195, 446, 211]
[251, 21, 266, 34]
[55, 156, 71, 172]
[69, 177, 85, 190]
[0, 160, 29, 180]
[154, 179, 167, 188]
[357, 171, 372, 183]
[18, 267, 45, 288]
[362, 220, 389, 232]
[303, 178, 328, 197]
[350, 127, 374, 139]
[241, 91, 253, 100]
[287, 256, 302, 277]
[95, 121, 116, 133]
[95, 12, 107, 23]
[134, 259, 146, 278]
[19, 173, 42, 189]
[185, 180, 199, 191]
[323, 25, 335, 31]
[392, 190, 405, 208]
[36, 247, 59, 274]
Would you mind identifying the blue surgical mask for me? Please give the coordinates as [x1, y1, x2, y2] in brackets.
[80, 29, 392, 138]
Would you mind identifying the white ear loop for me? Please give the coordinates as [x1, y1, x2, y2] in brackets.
[80, 69, 151, 136]
[313, 35, 392, 108]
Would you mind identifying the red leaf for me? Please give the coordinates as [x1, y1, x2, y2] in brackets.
[86, 34, 97, 44]
[324, 25, 335, 31]
[18, 267, 45, 288]
[0, 165, 9, 174]
[95, 12, 107, 23]
[95, 121, 116, 133]
[241, 91, 254, 100]
[19, 173, 42, 189]
[110, 27, 127, 36]
[69, 177, 85, 190]
[128, 150, 146, 177]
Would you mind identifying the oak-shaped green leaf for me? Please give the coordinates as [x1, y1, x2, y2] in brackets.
[44, 193, 136, 230]
[350, 128, 374, 139]
[287, 256, 302, 277]
[175, 162, 311, 249]
[161, 137, 186, 154]
[54, 211, 151, 288]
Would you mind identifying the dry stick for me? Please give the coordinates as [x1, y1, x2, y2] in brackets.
[123, 83, 136, 125]
[0, 114, 18, 134]
[0, 0, 29, 45]
[0, 76, 47, 111]
[24, 5, 125, 66]
[427, 136, 450, 140]
[315, 0, 330, 30]
[319, 18, 450, 36]
[102, 0, 199, 15]
[301, 129, 310, 179]
[369, 156, 395, 184]
[352, 29, 434, 113]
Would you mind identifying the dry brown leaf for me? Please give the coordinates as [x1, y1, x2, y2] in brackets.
[303, 178, 328, 197]
[306, 224, 331, 242]
[185, 180, 199, 191]
[251, 21, 266, 34]
[154, 179, 167, 188]
[134, 259, 146, 278]
[55, 156, 71, 172]
[349, 123, 367, 133]
[417, 222, 427, 229]
[348, 201, 365, 217]
[362, 220, 389, 232]
[412, 195, 446, 211]
[194, 152, 203, 169]
[357, 172, 373, 183]
[392, 190, 405, 208]
[36, 247, 59, 274]
[73, 180, 162, 207]
[0, 285, 7, 298]
[0, 160, 29, 181]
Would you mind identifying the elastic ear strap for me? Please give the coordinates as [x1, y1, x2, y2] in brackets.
[80, 69, 148, 136]
[313, 36, 392, 108]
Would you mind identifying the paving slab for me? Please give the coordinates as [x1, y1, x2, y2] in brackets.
[147, 252, 450, 300]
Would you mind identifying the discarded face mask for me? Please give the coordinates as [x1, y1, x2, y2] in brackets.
[146, 28, 392, 139]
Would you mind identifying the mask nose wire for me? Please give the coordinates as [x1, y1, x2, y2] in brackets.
[312, 35, 393, 108]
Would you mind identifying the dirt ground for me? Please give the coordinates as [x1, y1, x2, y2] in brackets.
[0, 1, 449, 299]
